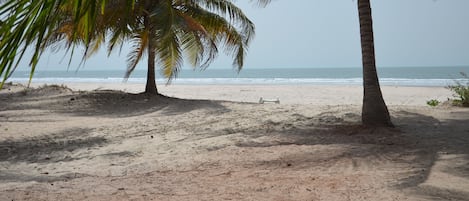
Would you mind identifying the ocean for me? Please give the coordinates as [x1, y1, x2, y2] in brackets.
[8, 66, 469, 86]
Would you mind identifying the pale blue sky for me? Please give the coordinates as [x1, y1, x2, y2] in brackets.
[26, 0, 469, 71]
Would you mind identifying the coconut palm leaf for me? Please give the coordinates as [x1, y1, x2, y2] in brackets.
[157, 28, 184, 82]
[0, 0, 64, 87]
[193, 0, 255, 44]
[249, 0, 272, 7]
[0, 0, 92, 87]
[185, 5, 249, 70]
[0, 0, 268, 93]
[125, 30, 149, 79]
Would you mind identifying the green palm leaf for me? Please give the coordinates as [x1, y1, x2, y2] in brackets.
[0, 0, 269, 93]
[125, 30, 149, 79]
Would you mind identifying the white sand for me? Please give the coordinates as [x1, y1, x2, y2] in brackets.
[0, 83, 468, 201]
[30, 82, 454, 105]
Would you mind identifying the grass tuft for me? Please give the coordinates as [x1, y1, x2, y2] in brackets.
[447, 72, 469, 107]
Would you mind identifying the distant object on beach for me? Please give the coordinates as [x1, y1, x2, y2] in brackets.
[259, 97, 280, 104]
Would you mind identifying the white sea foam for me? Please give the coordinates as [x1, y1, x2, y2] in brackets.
[8, 77, 462, 86]
[8, 67, 469, 87]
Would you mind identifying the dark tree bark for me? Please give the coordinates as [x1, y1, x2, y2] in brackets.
[145, 42, 158, 95]
[358, 0, 393, 127]
[144, 16, 158, 95]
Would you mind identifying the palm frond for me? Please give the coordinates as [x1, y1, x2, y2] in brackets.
[179, 31, 204, 68]
[250, 0, 272, 7]
[0, 0, 66, 87]
[0, 0, 112, 88]
[174, 10, 218, 69]
[0, 0, 268, 89]
[84, 32, 106, 59]
[185, 4, 247, 71]
[156, 28, 183, 82]
[193, 0, 255, 44]
[107, 29, 128, 56]
[125, 30, 149, 79]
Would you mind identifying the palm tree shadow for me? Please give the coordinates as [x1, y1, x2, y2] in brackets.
[0, 85, 230, 118]
[394, 110, 469, 200]
[202, 109, 469, 200]
[0, 128, 106, 163]
[0, 127, 107, 183]
[61, 90, 230, 117]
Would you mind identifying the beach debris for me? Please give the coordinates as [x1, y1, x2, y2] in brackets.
[259, 97, 280, 104]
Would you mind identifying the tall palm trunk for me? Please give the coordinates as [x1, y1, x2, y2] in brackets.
[358, 0, 392, 127]
[145, 41, 158, 95]
[144, 16, 158, 95]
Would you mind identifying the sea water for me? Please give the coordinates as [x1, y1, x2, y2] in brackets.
[8, 66, 469, 86]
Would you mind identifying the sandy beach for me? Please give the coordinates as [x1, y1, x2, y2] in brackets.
[1, 83, 468, 200]
[31, 82, 455, 106]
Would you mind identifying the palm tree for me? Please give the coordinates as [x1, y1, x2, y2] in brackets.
[0, 0, 60, 87]
[357, 0, 393, 127]
[61, 0, 260, 95]
[1, 0, 392, 126]
[0, 0, 107, 88]
[0, 0, 268, 94]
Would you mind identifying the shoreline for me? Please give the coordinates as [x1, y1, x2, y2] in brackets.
[9, 77, 460, 87]
[17, 82, 454, 106]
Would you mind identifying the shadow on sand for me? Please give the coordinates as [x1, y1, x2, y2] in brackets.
[1, 84, 468, 199]
[199, 109, 469, 200]
[0, 127, 106, 182]
[395, 111, 469, 200]
[0, 84, 230, 117]
[0, 85, 231, 183]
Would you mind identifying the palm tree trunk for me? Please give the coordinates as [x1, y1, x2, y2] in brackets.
[358, 0, 392, 127]
[144, 16, 158, 95]
[145, 42, 158, 95]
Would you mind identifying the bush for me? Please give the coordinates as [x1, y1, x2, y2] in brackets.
[447, 72, 469, 107]
[426, 99, 440, 107]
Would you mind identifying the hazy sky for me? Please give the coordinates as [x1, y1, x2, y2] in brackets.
[27, 0, 469, 71]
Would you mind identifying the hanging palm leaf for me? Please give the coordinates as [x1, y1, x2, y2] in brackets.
[0, 0, 266, 94]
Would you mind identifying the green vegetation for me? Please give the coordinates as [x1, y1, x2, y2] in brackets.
[426, 99, 440, 107]
[0, 0, 392, 127]
[0, 0, 271, 94]
[447, 72, 469, 107]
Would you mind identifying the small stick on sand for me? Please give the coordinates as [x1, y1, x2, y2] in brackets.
[259, 97, 280, 104]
